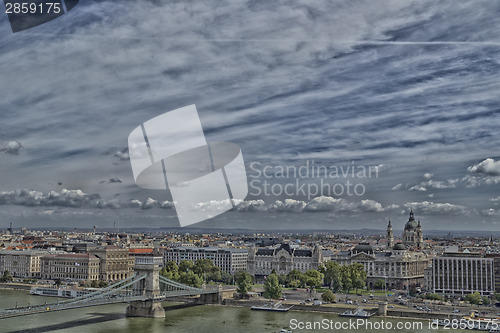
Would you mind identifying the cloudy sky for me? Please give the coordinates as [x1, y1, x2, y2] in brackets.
[1, 0, 500, 231]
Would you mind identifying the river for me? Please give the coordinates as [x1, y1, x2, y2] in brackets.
[0, 289, 468, 333]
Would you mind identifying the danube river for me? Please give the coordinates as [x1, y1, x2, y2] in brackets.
[0, 289, 467, 333]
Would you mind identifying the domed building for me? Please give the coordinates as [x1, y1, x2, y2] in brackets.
[386, 208, 423, 250]
[402, 209, 423, 249]
[335, 210, 429, 290]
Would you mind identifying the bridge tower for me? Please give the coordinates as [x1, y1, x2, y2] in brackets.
[126, 257, 166, 318]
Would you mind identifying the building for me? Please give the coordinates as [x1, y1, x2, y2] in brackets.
[485, 254, 500, 293]
[247, 243, 325, 279]
[0, 250, 49, 278]
[40, 253, 100, 281]
[401, 209, 423, 250]
[431, 250, 495, 296]
[335, 242, 429, 290]
[387, 220, 394, 248]
[336, 210, 429, 290]
[89, 246, 134, 281]
[163, 247, 248, 274]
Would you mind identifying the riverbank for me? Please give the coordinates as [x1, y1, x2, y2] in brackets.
[220, 298, 461, 322]
[0, 283, 32, 291]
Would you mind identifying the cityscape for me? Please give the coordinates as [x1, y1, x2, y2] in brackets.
[1, 209, 500, 331]
[2, 0, 500, 332]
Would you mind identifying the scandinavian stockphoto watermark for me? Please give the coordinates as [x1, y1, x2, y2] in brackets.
[248, 161, 380, 200]
[3, 0, 79, 32]
[128, 105, 248, 227]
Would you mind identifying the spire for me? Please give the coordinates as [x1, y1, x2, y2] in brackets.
[409, 208, 414, 221]
[417, 220, 421, 227]
[388, 220, 392, 228]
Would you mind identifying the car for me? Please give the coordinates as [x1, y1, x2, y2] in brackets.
[305, 299, 312, 303]
[388, 305, 395, 309]
[362, 299, 367, 303]
[452, 309, 460, 313]
[346, 300, 353, 304]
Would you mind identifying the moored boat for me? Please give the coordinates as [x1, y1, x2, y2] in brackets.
[251, 301, 294, 312]
[30, 286, 92, 298]
[339, 307, 375, 318]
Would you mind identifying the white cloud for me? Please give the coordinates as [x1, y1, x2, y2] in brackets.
[0, 141, 23, 155]
[489, 196, 500, 203]
[467, 158, 500, 176]
[423, 173, 433, 179]
[391, 183, 402, 190]
[409, 185, 427, 192]
[480, 208, 500, 216]
[404, 201, 466, 215]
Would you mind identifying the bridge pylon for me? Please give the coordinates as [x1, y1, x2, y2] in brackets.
[126, 257, 166, 318]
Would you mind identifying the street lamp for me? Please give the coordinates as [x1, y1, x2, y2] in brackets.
[381, 275, 388, 301]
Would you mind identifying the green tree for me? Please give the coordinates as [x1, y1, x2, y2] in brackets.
[374, 279, 385, 290]
[90, 280, 99, 288]
[235, 271, 253, 297]
[0, 270, 13, 282]
[98, 280, 108, 288]
[321, 290, 336, 303]
[465, 292, 482, 305]
[320, 261, 343, 292]
[305, 270, 324, 289]
[178, 260, 194, 273]
[161, 261, 180, 280]
[340, 265, 353, 292]
[178, 271, 203, 288]
[349, 263, 367, 293]
[482, 296, 490, 306]
[426, 293, 443, 301]
[495, 293, 500, 302]
[286, 270, 305, 288]
[194, 259, 216, 275]
[263, 274, 282, 299]
[220, 271, 232, 284]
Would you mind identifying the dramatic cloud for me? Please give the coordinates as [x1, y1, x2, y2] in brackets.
[0, 188, 173, 211]
[234, 196, 399, 214]
[1, 0, 500, 229]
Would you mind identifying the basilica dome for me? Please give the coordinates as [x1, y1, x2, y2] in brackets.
[404, 209, 419, 230]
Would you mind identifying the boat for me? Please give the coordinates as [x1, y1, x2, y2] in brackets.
[339, 307, 375, 318]
[279, 330, 292, 333]
[462, 311, 500, 331]
[251, 301, 294, 312]
[30, 287, 92, 298]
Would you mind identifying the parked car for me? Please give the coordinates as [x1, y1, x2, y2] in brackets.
[346, 300, 353, 304]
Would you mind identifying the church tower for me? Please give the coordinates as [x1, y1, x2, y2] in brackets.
[416, 220, 423, 249]
[387, 220, 394, 248]
[402, 208, 423, 249]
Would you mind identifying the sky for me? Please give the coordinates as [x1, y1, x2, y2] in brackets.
[1, 0, 500, 231]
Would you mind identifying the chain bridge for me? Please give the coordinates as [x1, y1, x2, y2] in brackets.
[0, 257, 227, 319]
